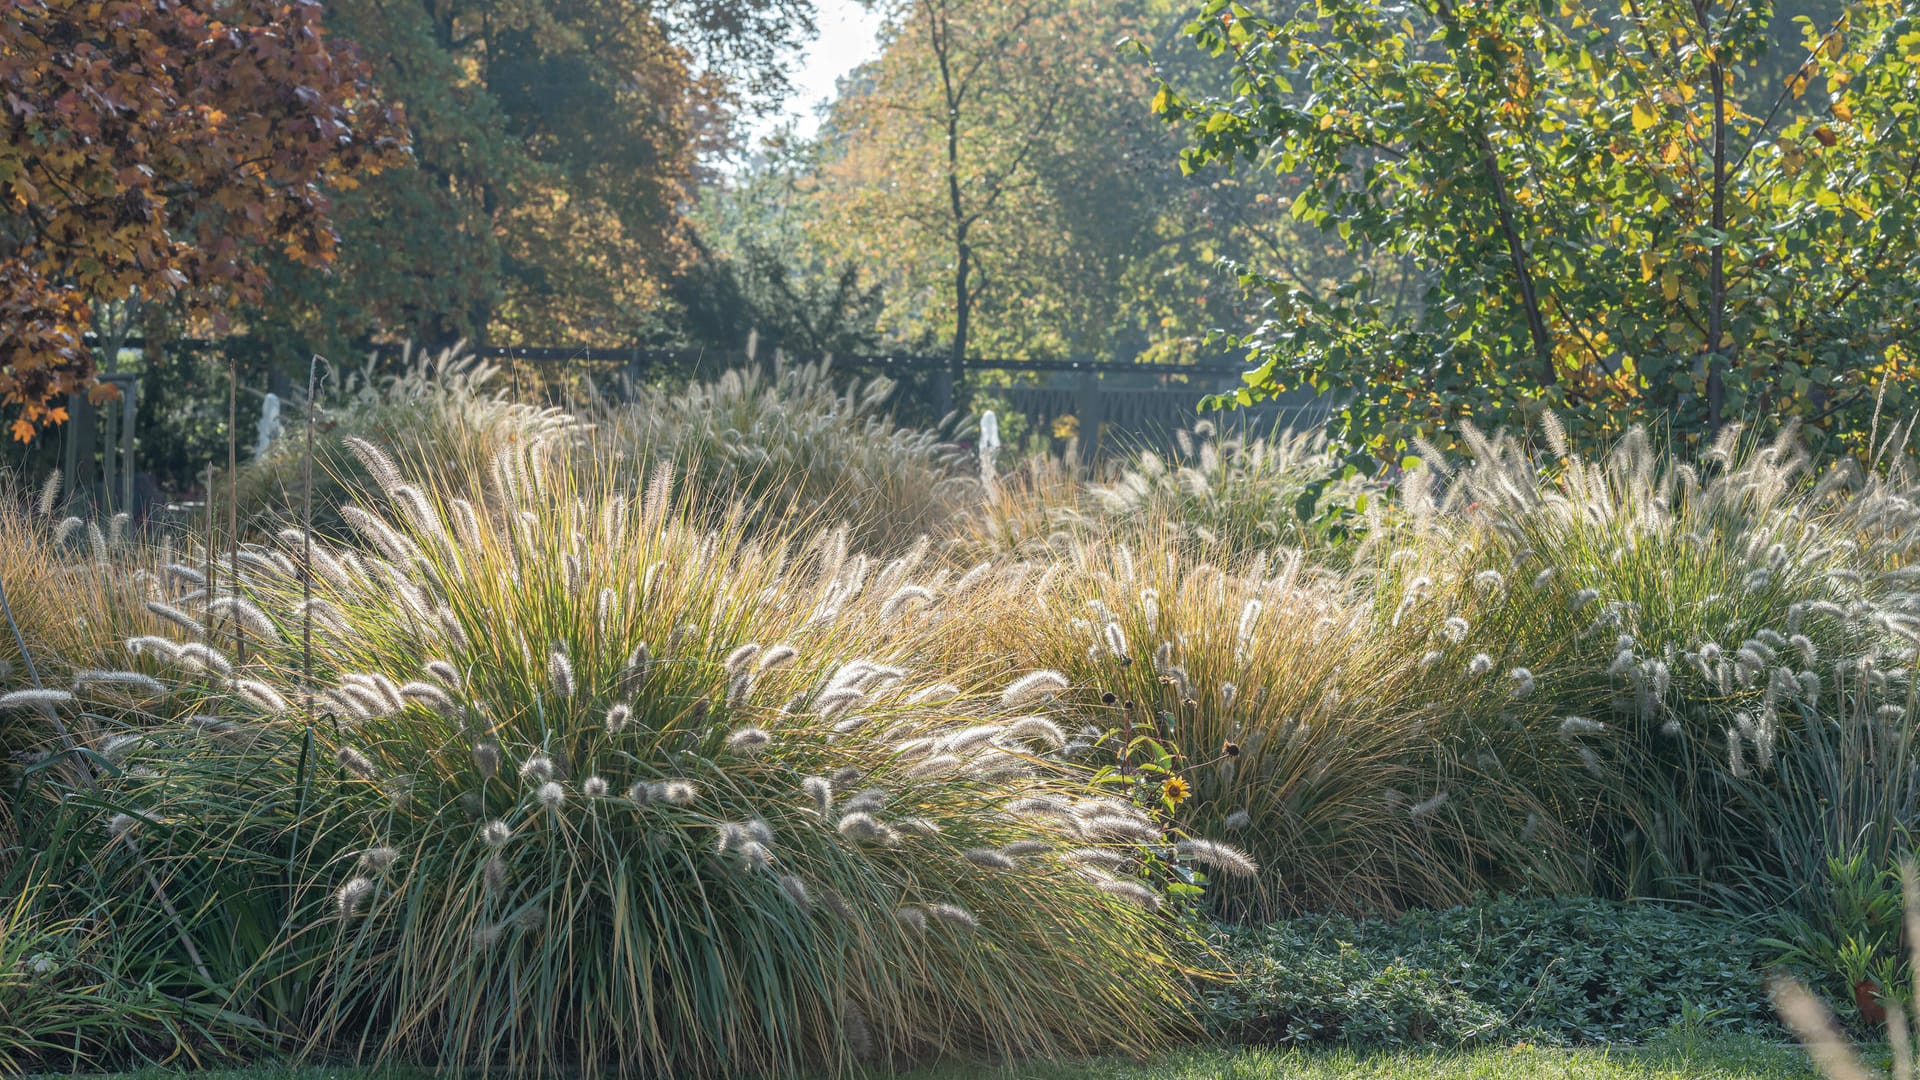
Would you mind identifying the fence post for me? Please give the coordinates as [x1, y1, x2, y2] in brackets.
[1075, 368, 1104, 466]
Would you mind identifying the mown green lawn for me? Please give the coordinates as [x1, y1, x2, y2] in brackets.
[103, 1036, 1837, 1080]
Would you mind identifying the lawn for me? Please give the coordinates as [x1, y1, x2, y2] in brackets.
[103, 1038, 1827, 1080]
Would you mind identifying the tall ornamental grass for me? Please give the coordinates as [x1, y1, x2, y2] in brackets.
[596, 359, 980, 551]
[21, 433, 1226, 1076]
[916, 422, 1920, 916]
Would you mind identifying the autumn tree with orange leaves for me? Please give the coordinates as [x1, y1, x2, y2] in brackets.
[0, 0, 405, 441]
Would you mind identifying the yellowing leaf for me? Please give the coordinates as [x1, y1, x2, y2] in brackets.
[1640, 251, 1658, 282]
[1660, 268, 1680, 302]
[1631, 102, 1658, 130]
[1831, 96, 1853, 122]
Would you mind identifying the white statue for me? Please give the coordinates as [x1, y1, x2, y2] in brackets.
[978, 409, 1001, 498]
[254, 392, 283, 459]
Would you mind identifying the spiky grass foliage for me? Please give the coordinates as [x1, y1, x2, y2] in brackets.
[913, 423, 1920, 916]
[0, 871, 258, 1074]
[596, 358, 981, 551]
[1376, 423, 1920, 903]
[910, 528, 1580, 917]
[68, 438, 1196, 1076]
[231, 345, 563, 537]
[1088, 424, 1373, 552]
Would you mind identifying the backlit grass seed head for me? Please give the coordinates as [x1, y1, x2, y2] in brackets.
[0, 688, 75, 712]
[1079, 814, 1162, 843]
[583, 776, 609, 798]
[605, 704, 631, 735]
[758, 644, 798, 672]
[337, 876, 376, 917]
[654, 780, 698, 805]
[472, 743, 500, 780]
[896, 817, 943, 837]
[778, 874, 811, 906]
[1467, 653, 1494, 676]
[1473, 570, 1506, 593]
[1559, 716, 1606, 738]
[727, 727, 772, 754]
[537, 781, 567, 809]
[519, 754, 554, 783]
[1103, 621, 1130, 663]
[1409, 792, 1450, 820]
[837, 812, 898, 846]
[927, 903, 979, 930]
[361, 846, 399, 871]
[724, 643, 762, 674]
[965, 848, 1017, 870]
[1569, 588, 1600, 612]
[1175, 838, 1259, 879]
[1095, 878, 1161, 911]
[1003, 670, 1070, 708]
[397, 681, 455, 716]
[106, 812, 138, 842]
[72, 669, 165, 696]
[1508, 668, 1536, 699]
[1420, 650, 1443, 668]
[803, 776, 833, 816]
[895, 905, 929, 935]
[547, 650, 575, 699]
[1533, 568, 1558, 589]
[1002, 840, 1052, 856]
[1224, 810, 1252, 831]
[1443, 616, 1470, 643]
[335, 746, 378, 780]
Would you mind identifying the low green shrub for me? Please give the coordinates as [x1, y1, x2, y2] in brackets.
[1209, 896, 1777, 1048]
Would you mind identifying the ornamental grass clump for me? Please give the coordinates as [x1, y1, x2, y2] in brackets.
[597, 358, 980, 551]
[66, 434, 1202, 1076]
[1367, 421, 1920, 902]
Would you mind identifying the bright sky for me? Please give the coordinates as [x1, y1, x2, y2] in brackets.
[745, 0, 886, 145]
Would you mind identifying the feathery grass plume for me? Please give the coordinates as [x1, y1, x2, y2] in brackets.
[145, 601, 206, 638]
[1175, 838, 1259, 879]
[1078, 814, 1163, 843]
[964, 848, 1017, 870]
[337, 876, 376, 917]
[802, 776, 832, 816]
[605, 703, 631, 734]
[126, 635, 182, 661]
[0, 687, 77, 712]
[1508, 668, 1536, 699]
[174, 643, 234, 676]
[1002, 716, 1067, 749]
[538, 781, 566, 809]
[1223, 810, 1252, 831]
[1443, 616, 1470, 642]
[1569, 588, 1600, 612]
[777, 874, 811, 907]
[1558, 716, 1606, 738]
[723, 643, 762, 674]
[1095, 878, 1162, 911]
[1002, 840, 1052, 856]
[519, 754, 554, 783]
[344, 436, 405, 494]
[583, 777, 609, 798]
[361, 846, 400, 871]
[837, 812, 898, 846]
[71, 669, 165, 696]
[335, 746, 378, 781]
[926, 903, 980, 930]
[726, 727, 771, 754]
[480, 820, 511, 849]
[230, 678, 292, 715]
[472, 743, 501, 780]
[53, 515, 81, 545]
[1002, 670, 1070, 708]
[757, 643, 798, 672]
[1467, 653, 1494, 676]
[208, 596, 283, 644]
[397, 681, 455, 716]
[652, 780, 698, 805]
[880, 585, 934, 621]
[1472, 569, 1506, 593]
[894, 905, 929, 935]
[1102, 620, 1130, 664]
[547, 649, 575, 699]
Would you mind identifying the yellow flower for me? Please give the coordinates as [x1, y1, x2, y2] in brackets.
[1162, 777, 1192, 806]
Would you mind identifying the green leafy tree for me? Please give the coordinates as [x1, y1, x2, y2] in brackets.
[238, 0, 816, 368]
[1153, 0, 1920, 455]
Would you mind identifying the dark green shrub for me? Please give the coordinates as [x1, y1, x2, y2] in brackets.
[1209, 896, 1776, 1047]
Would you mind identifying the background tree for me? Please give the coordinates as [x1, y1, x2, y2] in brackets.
[1153, 0, 1917, 456]
[0, 0, 405, 439]
[236, 0, 816, 371]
